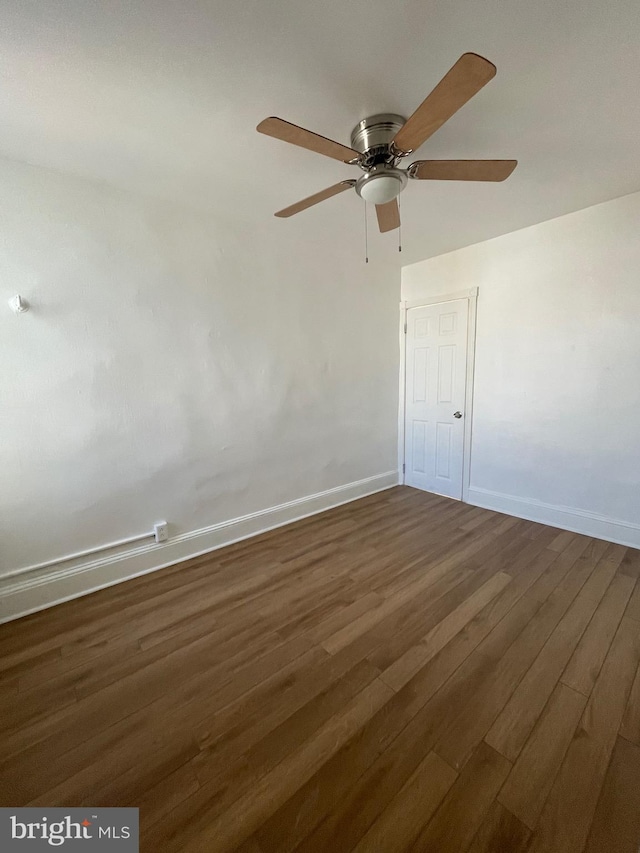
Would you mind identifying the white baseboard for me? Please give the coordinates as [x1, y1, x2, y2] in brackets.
[0, 471, 398, 624]
[467, 486, 640, 550]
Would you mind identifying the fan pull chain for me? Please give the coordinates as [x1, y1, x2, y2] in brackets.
[398, 195, 402, 253]
[364, 201, 369, 264]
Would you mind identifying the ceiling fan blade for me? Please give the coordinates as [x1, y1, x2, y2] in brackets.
[375, 199, 400, 233]
[257, 117, 361, 164]
[410, 159, 517, 181]
[274, 181, 355, 218]
[393, 53, 496, 154]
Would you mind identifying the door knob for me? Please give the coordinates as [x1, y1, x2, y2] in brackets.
[453, 411, 463, 419]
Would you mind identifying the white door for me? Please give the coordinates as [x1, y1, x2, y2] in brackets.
[404, 299, 469, 499]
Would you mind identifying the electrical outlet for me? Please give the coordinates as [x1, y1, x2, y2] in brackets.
[154, 521, 169, 543]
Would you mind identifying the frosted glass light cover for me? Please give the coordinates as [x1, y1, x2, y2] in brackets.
[358, 174, 403, 205]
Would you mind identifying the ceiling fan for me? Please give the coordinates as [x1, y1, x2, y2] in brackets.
[257, 53, 516, 234]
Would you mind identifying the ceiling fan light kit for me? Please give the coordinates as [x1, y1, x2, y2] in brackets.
[355, 166, 407, 205]
[257, 52, 517, 243]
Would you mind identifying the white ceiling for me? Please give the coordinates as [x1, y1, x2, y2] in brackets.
[1, 0, 639, 264]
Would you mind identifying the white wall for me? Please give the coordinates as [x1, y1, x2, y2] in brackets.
[402, 190, 640, 547]
[0, 157, 399, 618]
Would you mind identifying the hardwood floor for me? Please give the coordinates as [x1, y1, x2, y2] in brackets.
[1, 486, 639, 852]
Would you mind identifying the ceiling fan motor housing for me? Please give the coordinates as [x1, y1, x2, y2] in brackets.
[350, 113, 407, 164]
[351, 113, 409, 204]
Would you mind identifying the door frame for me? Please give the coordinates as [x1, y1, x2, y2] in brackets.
[398, 287, 478, 502]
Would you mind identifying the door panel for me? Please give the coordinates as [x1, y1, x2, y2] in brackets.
[405, 299, 468, 499]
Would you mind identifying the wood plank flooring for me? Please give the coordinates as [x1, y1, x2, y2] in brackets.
[1, 486, 639, 852]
